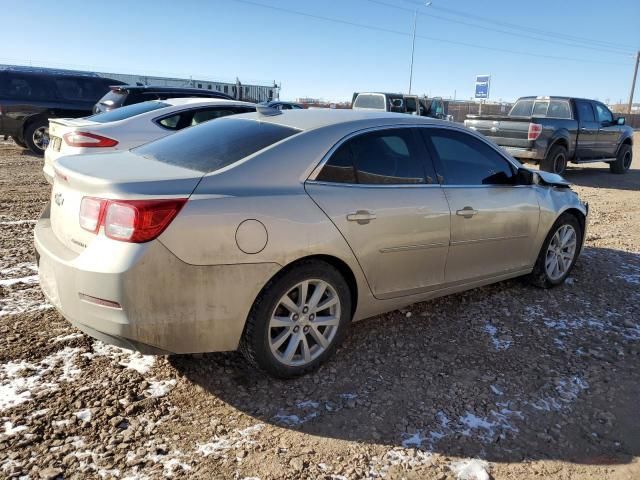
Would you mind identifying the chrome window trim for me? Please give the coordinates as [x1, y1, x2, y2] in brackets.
[306, 122, 524, 185]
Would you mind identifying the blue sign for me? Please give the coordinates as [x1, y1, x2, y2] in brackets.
[475, 75, 490, 99]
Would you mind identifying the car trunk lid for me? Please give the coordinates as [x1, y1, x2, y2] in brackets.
[50, 151, 203, 254]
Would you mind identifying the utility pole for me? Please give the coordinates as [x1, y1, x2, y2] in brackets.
[408, 2, 431, 95]
[628, 50, 640, 114]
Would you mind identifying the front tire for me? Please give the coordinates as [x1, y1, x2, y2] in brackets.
[240, 260, 352, 378]
[540, 144, 568, 175]
[529, 213, 582, 288]
[24, 119, 49, 156]
[609, 144, 632, 174]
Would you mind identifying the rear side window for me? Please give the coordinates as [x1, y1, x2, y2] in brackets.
[88, 101, 170, 123]
[133, 118, 300, 173]
[547, 100, 571, 119]
[576, 101, 595, 122]
[3, 75, 48, 100]
[424, 129, 515, 186]
[316, 128, 431, 185]
[353, 94, 385, 110]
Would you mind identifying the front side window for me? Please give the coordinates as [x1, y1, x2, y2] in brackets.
[6, 75, 48, 100]
[425, 129, 515, 186]
[134, 118, 300, 173]
[594, 103, 613, 124]
[316, 129, 429, 185]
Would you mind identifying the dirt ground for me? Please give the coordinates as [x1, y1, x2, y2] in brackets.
[1, 135, 639, 480]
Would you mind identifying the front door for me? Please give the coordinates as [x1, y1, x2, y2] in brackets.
[306, 127, 450, 299]
[574, 100, 599, 159]
[420, 127, 540, 284]
[593, 101, 619, 158]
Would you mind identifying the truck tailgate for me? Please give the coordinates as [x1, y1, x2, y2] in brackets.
[465, 117, 532, 148]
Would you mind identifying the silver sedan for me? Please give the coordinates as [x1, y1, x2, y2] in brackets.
[35, 108, 588, 377]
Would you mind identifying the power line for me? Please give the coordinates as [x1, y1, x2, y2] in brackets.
[398, 0, 638, 52]
[230, 0, 631, 66]
[366, 0, 636, 56]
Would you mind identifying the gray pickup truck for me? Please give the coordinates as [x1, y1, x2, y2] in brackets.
[465, 96, 634, 174]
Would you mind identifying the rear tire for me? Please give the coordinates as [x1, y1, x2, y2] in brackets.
[240, 260, 352, 378]
[529, 213, 582, 288]
[540, 144, 568, 175]
[609, 144, 632, 174]
[24, 119, 49, 156]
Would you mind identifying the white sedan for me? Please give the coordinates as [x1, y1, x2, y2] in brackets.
[43, 98, 255, 183]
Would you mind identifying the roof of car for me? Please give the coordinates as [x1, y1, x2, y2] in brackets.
[233, 108, 451, 132]
[111, 85, 233, 97]
[162, 98, 255, 107]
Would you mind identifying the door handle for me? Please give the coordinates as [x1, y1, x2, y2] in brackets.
[456, 206, 478, 218]
[347, 210, 377, 224]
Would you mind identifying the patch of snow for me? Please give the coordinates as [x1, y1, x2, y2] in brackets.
[449, 459, 490, 480]
[0, 347, 82, 411]
[145, 379, 177, 398]
[84, 341, 156, 374]
[197, 424, 264, 458]
[0, 220, 36, 225]
[0, 263, 38, 276]
[366, 448, 433, 478]
[51, 333, 84, 343]
[483, 323, 512, 350]
[2, 421, 27, 436]
[0, 274, 39, 287]
[490, 385, 503, 395]
[74, 408, 92, 423]
[52, 419, 71, 429]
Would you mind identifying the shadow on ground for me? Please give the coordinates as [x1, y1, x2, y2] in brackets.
[170, 247, 640, 465]
[562, 164, 640, 191]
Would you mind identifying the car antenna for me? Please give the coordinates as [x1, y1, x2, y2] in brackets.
[256, 105, 282, 116]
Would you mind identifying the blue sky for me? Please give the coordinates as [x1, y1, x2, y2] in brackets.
[2, 0, 639, 103]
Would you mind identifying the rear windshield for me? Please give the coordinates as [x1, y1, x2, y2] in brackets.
[353, 94, 385, 110]
[87, 101, 170, 123]
[97, 89, 127, 108]
[509, 99, 572, 119]
[133, 117, 300, 173]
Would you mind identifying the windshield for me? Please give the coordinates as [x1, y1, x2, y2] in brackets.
[133, 117, 300, 173]
[87, 101, 170, 123]
[353, 94, 385, 110]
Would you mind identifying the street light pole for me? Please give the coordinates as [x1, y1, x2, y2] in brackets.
[408, 2, 431, 95]
[408, 9, 417, 94]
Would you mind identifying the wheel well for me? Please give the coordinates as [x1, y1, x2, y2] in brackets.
[22, 114, 49, 136]
[281, 254, 358, 317]
[561, 208, 586, 245]
[549, 138, 568, 153]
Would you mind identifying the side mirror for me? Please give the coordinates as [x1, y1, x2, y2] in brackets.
[516, 167, 535, 185]
[616, 117, 625, 125]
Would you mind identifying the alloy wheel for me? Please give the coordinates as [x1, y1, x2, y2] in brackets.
[623, 151, 632, 170]
[545, 224, 577, 281]
[32, 126, 49, 151]
[268, 279, 341, 367]
[553, 152, 567, 175]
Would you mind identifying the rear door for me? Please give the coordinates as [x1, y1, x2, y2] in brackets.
[574, 100, 599, 159]
[421, 127, 540, 283]
[593, 101, 619, 157]
[306, 127, 450, 299]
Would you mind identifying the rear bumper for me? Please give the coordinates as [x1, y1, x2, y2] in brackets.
[502, 146, 543, 160]
[34, 209, 281, 354]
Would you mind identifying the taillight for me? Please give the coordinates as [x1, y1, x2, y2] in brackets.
[528, 123, 543, 141]
[79, 197, 104, 233]
[64, 131, 118, 148]
[78, 198, 186, 243]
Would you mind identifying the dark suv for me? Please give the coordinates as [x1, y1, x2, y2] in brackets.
[93, 85, 233, 114]
[0, 66, 124, 155]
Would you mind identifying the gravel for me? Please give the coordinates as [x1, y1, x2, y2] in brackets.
[1, 136, 639, 479]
